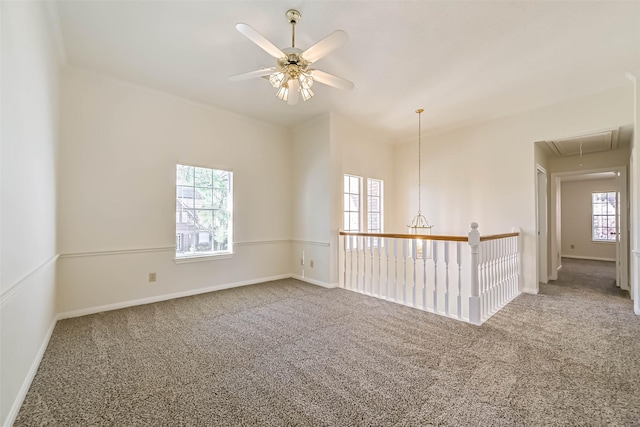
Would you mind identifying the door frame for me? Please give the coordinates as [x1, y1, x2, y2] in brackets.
[536, 165, 549, 285]
[550, 166, 629, 290]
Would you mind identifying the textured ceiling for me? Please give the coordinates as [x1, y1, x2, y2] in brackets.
[55, 1, 640, 141]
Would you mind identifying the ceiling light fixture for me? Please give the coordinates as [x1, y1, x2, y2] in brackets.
[408, 109, 433, 258]
[267, 10, 315, 104]
[229, 9, 354, 105]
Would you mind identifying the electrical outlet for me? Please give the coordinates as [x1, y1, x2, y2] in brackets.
[310, 260, 314, 268]
[149, 272, 157, 282]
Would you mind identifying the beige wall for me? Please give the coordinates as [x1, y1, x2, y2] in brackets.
[393, 86, 633, 294]
[561, 178, 617, 260]
[57, 67, 294, 314]
[289, 113, 396, 286]
[291, 115, 332, 285]
[1, 2, 61, 425]
[331, 113, 395, 284]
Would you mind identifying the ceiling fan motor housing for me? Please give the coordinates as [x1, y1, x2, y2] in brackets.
[286, 9, 301, 25]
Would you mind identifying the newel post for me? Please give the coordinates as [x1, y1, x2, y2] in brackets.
[468, 222, 481, 325]
[512, 226, 522, 292]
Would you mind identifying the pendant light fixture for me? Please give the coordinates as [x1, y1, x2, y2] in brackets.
[407, 109, 433, 258]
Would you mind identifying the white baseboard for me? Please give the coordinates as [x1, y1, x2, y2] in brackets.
[292, 275, 336, 288]
[58, 274, 291, 320]
[4, 315, 58, 427]
[523, 287, 539, 295]
[561, 255, 615, 262]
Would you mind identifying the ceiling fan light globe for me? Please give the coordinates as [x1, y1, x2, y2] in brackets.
[301, 87, 314, 101]
[269, 72, 286, 88]
[276, 86, 288, 102]
[299, 73, 313, 89]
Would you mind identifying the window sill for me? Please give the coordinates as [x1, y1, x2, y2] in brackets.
[591, 240, 616, 244]
[174, 253, 234, 264]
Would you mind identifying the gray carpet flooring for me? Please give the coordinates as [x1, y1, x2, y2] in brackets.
[15, 258, 640, 426]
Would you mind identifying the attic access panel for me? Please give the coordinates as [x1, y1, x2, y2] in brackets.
[545, 129, 619, 156]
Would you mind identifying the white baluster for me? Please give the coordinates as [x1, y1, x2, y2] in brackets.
[370, 237, 375, 295]
[479, 241, 486, 320]
[433, 240, 438, 314]
[444, 240, 450, 316]
[393, 238, 398, 301]
[501, 238, 507, 306]
[385, 238, 390, 299]
[457, 241, 462, 319]
[422, 239, 428, 310]
[349, 235, 355, 290]
[412, 240, 417, 308]
[489, 240, 495, 314]
[363, 236, 368, 294]
[377, 237, 381, 297]
[342, 233, 347, 289]
[402, 239, 408, 304]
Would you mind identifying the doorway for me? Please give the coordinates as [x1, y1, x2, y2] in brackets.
[550, 167, 629, 291]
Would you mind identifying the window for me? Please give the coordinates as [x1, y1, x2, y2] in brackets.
[176, 164, 233, 258]
[367, 178, 383, 234]
[592, 191, 616, 242]
[343, 174, 362, 232]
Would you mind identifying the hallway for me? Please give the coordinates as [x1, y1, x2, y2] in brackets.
[543, 257, 629, 299]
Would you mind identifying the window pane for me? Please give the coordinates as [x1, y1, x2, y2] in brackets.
[344, 175, 350, 192]
[177, 185, 195, 208]
[194, 167, 213, 187]
[344, 213, 350, 230]
[213, 170, 230, 191]
[194, 210, 213, 231]
[349, 212, 359, 231]
[350, 176, 359, 192]
[369, 213, 379, 231]
[349, 195, 359, 211]
[369, 180, 379, 196]
[176, 165, 193, 185]
[369, 197, 379, 212]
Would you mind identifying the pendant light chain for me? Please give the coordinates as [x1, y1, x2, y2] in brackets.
[417, 109, 424, 215]
[579, 140, 583, 167]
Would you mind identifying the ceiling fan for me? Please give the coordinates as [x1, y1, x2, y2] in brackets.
[228, 9, 354, 105]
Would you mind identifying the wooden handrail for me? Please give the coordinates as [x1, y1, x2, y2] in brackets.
[480, 232, 520, 241]
[339, 231, 468, 242]
[338, 230, 520, 242]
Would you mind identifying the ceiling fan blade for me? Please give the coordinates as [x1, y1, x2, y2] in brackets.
[311, 69, 354, 91]
[236, 23, 285, 59]
[228, 67, 276, 82]
[287, 79, 300, 105]
[302, 30, 348, 64]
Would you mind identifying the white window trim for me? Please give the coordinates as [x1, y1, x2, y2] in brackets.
[174, 253, 234, 264]
[344, 174, 363, 233]
[175, 163, 234, 260]
[367, 177, 384, 234]
[591, 190, 617, 243]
